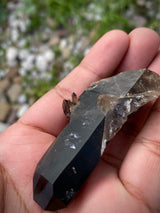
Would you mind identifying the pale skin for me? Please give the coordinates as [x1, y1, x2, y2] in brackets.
[0, 27, 160, 213]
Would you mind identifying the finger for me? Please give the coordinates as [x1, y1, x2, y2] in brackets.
[120, 97, 160, 211]
[102, 28, 160, 167]
[117, 27, 160, 72]
[119, 47, 160, 211]
[19, 30, 129, 136]
[148, 51, 160, 73]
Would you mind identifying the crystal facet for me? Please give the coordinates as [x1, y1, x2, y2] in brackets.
[33, 69, 160, 211]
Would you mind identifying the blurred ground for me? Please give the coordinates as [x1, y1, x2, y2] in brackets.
[0, 0, 160, 132]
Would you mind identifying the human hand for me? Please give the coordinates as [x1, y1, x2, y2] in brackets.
[0, 27, 160, 213]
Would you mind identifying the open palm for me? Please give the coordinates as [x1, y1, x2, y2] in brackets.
[0, 28, 160, 213]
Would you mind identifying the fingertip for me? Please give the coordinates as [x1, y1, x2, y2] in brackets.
[95, 29, 129, 49]
[117, 27, 160, 72]
[129, 27, 160, 47]
[130, 27, 159, 36]
[81, 29, 129, 78]
[107, 29, 128, 38]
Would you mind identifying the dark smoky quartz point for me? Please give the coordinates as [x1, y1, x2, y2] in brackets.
[33, 69, 160, 211]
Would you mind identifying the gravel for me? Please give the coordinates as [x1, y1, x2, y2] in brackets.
[0, 0, 157, 133]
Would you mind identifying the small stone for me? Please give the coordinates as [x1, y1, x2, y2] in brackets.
[59, 38, 67, 49]
[21, 55, 35, 71]
[42, 28, 52, 42]
[10, 19, 19, 29]
[40, 72, 52, 80]
[36, 55, 48, 72]
[46, 18, 54, 27]
[12, 104, 21, 111]
[7, 84, 22, 102]
[43, 49, 55, 63]
[146, 1, 153, 9]
[17, 104, 29, 118]
[0, 122, 9, 133]
[6, 47, 18, 67]
[48, 36, 60, 46]
[7, 60, 17, 68]
[83, 47, 91, 56]
[38, 44, 48, 52]
[137, 0, 145, 6]
[125, 7, 135, 17]
[0, 92, 6, 102]
[68, 35, 75, 44]
[29, 97, 36, 106]
[18, 20, 27, 32]
[72, 41, 81, 54]
[11, 28, 19, 42]
[0, 70, 5, 79]
[18, 68, 27, 76]
[56, 29, 69, 37]
[0, 79, 10, 92]
[0, 102, 11, 122]
[18, 49, 30, 61]
[13, 76, 22, 84]
[31, 70, 39, 79]
[156, 13, 160, 21]
[130, 15, 147, 27]
[80, 36, 90, 51]
[7, 109, 17, 124]
[17, 94, 27, 104]
[61, 48, 71, 60]
[6, 67, 19, 79]
[7, 2, 17, 10]
[17, 39, 27, 48]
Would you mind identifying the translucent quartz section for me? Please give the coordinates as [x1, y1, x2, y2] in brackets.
[98, 91, 159, 141]
[99, 91, 159, 154]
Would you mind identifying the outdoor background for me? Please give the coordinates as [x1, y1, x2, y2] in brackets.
[0, 0, 160, 132]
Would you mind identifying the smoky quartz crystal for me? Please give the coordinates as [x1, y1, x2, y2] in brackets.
[33, 69, 160, 211]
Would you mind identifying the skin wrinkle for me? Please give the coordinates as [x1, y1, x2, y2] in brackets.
[119, 177, 153, 213]
[0, 164, 5, 213]
[79, 61, 112, 80]
[148, 51, 160, 69]
[135, 137, 160, 160]
[17, 118, 56, 137]
[54, 84, 75, 104]
[135, 98, 160, 159]
[118, 101, 160, 213]
[0, 163, 30, 213]
[116, 35, 131, 74]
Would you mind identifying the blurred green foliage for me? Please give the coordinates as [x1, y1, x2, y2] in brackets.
[12, 0, 160, 99]
[17, 0, 135, 37]
[30, 77, 58, 101]
[24, 69, 59, 101]
[16, 0, 160, 40]
[0, 0, 7, 27]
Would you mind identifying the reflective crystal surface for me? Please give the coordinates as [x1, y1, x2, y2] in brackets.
[33, 69, 160, 211]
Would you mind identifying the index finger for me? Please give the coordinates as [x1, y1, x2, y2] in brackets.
[19, 30, 129, 136]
